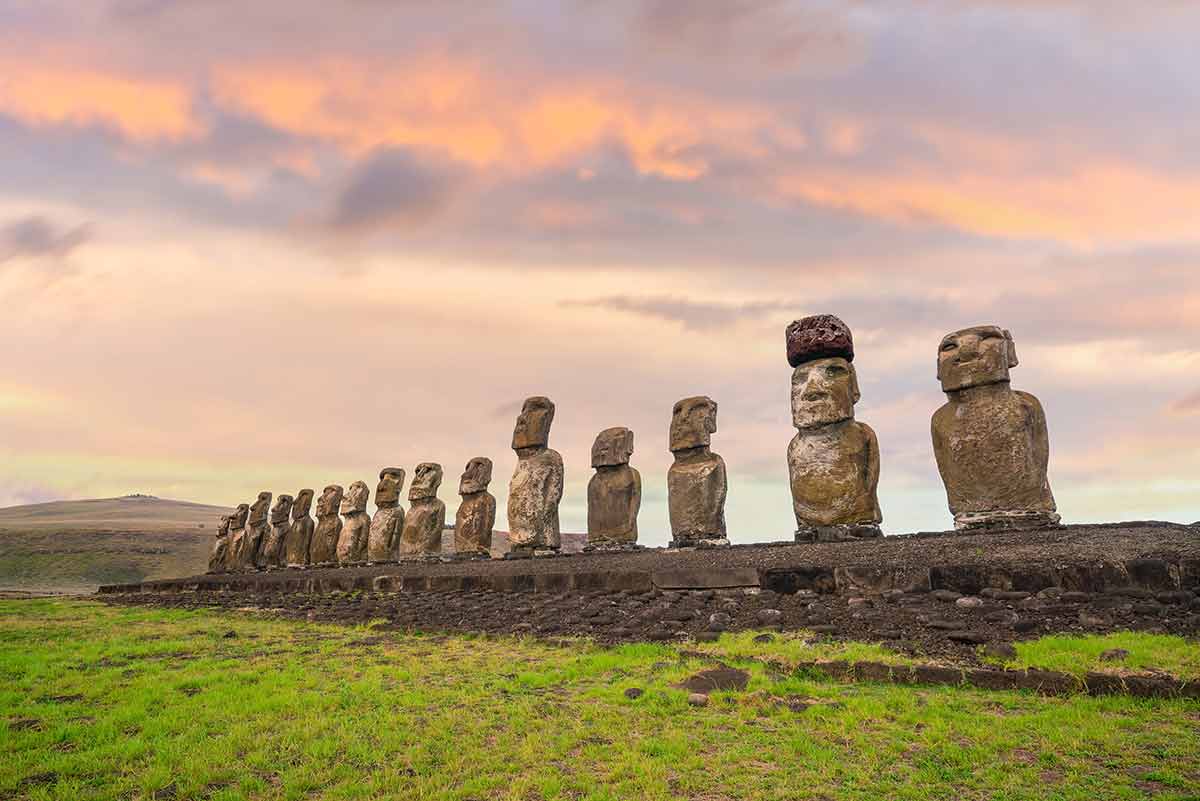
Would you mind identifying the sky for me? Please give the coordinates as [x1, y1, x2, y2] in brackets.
[1, 0, 1199, 544]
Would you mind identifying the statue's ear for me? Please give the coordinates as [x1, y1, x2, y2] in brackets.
[1004, 329, 1019, 368]
[849, 363, 861, 404]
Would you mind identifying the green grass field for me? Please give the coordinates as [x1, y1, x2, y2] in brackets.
[1, 600, 1198, 801]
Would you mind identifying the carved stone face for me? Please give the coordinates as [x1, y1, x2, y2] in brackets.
[512, 396, 555, 450]
[791, 357, 859, 429]
[229, 503, 249, 529]
[316, 485, 343, 517]
[270, 494, 294, 525]
[938, 325, 1018, 392]
[375, 468, 405, 507]
[340, 480, 369, 514]
[592, 427, 634, 468]
[247, 491, 272, 525]
[670, 396, 718, 452]
[292, 489, 314, 518]
[409, 462, 444, 501]
[217, 515, 231, 537]
[459, 457, 493, 495]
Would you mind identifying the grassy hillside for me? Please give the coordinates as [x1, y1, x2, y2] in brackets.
[0, 496, 230, 594]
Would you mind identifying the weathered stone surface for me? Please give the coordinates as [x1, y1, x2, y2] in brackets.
[368, 468, 405, 563]
[787, 323, 883, 537]
[400, 463, 446, 557]
[932, 326, 1058, 530]
[508, 397, 563, 551]
[336, 480, 370, 565]
[284, 489, 315, 567]
[587, 427, 641, 545]
[236, 493, 270, 570]
[208, 515, 231, 573]
[309, 485, 344, 565]
[455, 457, 495, 556]
[260, 494, 293, 568]
[652, 568, 758, 590]
[786, 314, 855, 368]
[667, 396, 727, 547]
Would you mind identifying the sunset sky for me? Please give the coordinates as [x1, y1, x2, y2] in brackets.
[2, 0, 1199, 542]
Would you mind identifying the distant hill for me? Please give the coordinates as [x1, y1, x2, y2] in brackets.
[0, 496, 231, 594]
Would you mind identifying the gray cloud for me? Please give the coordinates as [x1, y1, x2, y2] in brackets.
[0, 215, 92, 266]
[329, 148, 464, 233]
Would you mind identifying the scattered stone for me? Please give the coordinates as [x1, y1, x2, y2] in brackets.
[695, 631, 721, 643]
[948, 631, 989, 644]
[927, 619, 965, 630]
[996, 591, 1031, 601]
[221, 630, 237, 639]
[810, 625, 838, 635]
[624, 687, 644, 700]
[1060, 591, 1090, 603]
[982, 642, 1017, 660]
[984, 610, 1020, 625]
[753, 633, 775, 644]
[1013, 619, 1039, 633]
[708, 612, 732, 627]
[955, 596, 984, 609]
[1079, 611, 1110, 628]
[756, 609, 783, 625]
[1100, 648, 1130, 662]
[932, 590, 963, 602]
[847, 597, 870, 607]
[687, 692, 709, 707]
[678, 665, 750, 694]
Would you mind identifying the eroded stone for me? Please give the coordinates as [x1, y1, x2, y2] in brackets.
[400, 463, 446, 557]
[284, 489, 315, 567]
[587, 427, 641, 546]
[238, 493, 271, 570]
[455, 457, 495, 556]
[337, 480, 370, 565]
[309, 485, 344, 565]
[667, 396, 727, 547]
[260, 494, 293, 568]
[368, 468, 405, 563]
[508, 397, 563, 552]
[208, 515, 231, 573]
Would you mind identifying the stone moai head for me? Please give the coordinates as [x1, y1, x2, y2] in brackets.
[270, 494, 294, 525]
[293, 489, 314, 519]
[316, 485, 343, 518]
[409, 462, 444, 501]
[592, 427, 634, 468]
[248, 491, 272, 525]
[217, 515, 231, 537]
[375, 468, 405, 508]
[937, 325, 1019, 393]
[340, 480, 369, 515]
[787, 313, 859, 430]
[512, 396, 555, 450]
[670, 396, 718, 452]
[230, 503, 249, 529]
[459, 457, 493, 495]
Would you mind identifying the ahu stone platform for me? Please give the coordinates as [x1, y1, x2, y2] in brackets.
[100, 522, 1199, 598]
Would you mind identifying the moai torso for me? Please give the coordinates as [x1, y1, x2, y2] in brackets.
[336, 481, 371, 565]
[788, 421, 881, 528]
[400, 463, 446, 556]
[284, 489, 315, 566]
[309, 485, 344, 564]
[225, 504, 249, 571]
[261, 495, 294, 568]
[667, 396, 728, 546]
[239, 492, 271, 570]
[367, 469, 405, 563]
[506, 397, 563, 551]
[208, 516, 231, 573]
[587, 427, 641, 545]
[455, 457, 495, 556]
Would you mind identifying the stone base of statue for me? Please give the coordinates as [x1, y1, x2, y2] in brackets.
[954, 510, 1061, 531]
[504, 546, 562, 559]
[668, 536, 730, 549]
[582, 541, 647, 553]
[795, 523, 883, 543]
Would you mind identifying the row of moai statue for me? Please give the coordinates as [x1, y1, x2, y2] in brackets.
[209, 315, 1058, 571]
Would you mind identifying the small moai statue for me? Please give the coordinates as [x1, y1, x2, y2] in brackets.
[208, 515, 231, 573]
[240, 491, 272, 570]
[336, 480, 371, 564]
[224, 503, 249, 571]
[932, 325, 1059, 530]
[260, 494, 294, 568]
[454, 457, 496, 557]
[786, 315, 883, 541]
[507, 396, 564, 555]
[367, 468, 406, 563]
[587, 427, 641, 548]
[400, 463, 446, 557]
[308, 484, 344, 565]
[667, 396, 728, 547]
[284, 489, 315, 567]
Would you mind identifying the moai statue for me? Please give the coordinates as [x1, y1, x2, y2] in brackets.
[336, 480, 371, 564]
[208, 515, 231, 573]
[260, 494, 294, 568]
[507, 396, 564, 554]
[454, 457, 495, 557]
[587, 427, 641, 548]
[367, 468, 405, 563]
[400, 463, 446, 557]
[284, 489, 315, 567]
[786, 315, 882, 541]
[224, 503, 249, 571]
[309, 484, 344, 565]
[932, 325, 1059, 530]
[240, 491, 272, 570]
[667, 396, 728, 547]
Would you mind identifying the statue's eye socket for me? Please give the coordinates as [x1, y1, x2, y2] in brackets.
[826, 366, 845, 376]
[981, 332, 1002, 340]
[940, 342, 957, 352]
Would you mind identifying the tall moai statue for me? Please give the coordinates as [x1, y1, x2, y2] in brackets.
[786, 315, 882, 541]
[507, 396, 564, 554]
[368, 468, 405, 563]
[455, 457, 495, 557]
[587, 427, 641, 548]
[337, 480, 371, 564]
[667, 396, 728, 547]
[208, 515, 231, 573]
[309, 484, 344, 565]
[400, 463, 446, 557]
[240, 491, 272, 570]
[260, 494, 294, 568]
[224, 503, 249, 571]
[284, 488, 315, 567]
[932, 325, 1059, 530]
